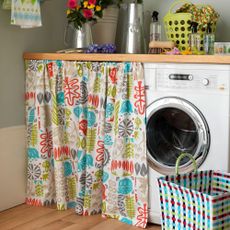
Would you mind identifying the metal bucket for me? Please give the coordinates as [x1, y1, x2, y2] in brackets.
[92, 5, 119, 45]
[117, 3, 147, 53]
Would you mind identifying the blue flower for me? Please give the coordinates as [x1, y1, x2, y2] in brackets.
[104, 135, 113, 146]
[74, 107, 82, 118]
[83, 76, 88, 82]
[78, 156, 86, 172]
[87, 111, 96, 127]
[120, 218, 133, 225]
[56, 60, 62, 68]
[83, 108, 88, 118]
[105, 103, 114, 118]
[64, 161, 72, 176]
[28, 148, 39, 159]
[86, 154, 94, 167]
[102, 172, 109, 183]
[118, 178, 133, 195]
[67, 201, 76, 208]
[124, 63, 131, 73]
[51, 158, 54, 167]
[120, 100, 133, 114]
[77, 154, 93, 172]
[77, 150, 83, 159]
[28, 108, 35, 123]
[57, 92, 64, 105]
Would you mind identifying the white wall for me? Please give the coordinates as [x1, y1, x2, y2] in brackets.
[143, 0, 230, 42]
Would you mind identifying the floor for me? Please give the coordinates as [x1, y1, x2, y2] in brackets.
[0, 204, 161, 230]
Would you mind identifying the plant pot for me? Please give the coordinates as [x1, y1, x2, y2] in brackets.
[91, 5, 119, 45]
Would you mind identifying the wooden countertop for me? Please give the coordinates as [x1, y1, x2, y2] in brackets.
[23, 53, 230, 64]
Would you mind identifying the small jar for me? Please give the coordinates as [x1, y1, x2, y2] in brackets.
[214, 42, 225, 55]
[225, 43, 230, 55]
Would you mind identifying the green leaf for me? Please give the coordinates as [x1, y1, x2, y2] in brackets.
[63, 131, 69, 145]
[67, 177, 77, 200]
[126, 196, 135, 219]
[35, 184, 43, 197]
[93, 75, 101, 93]
[102, 201, 106, 213]
[114, 101, 120, 135]
[30, 124, 38, 147]
[38, 64, 43, 72]
[65, 108, 71, 128]
[57, 204, 65, 210]
[92, 182, 100, 190]
[111, 86, 117, 98]
[127, 74, 133, 99]
[83, 195, 91, 209]
[77, 64, 84, 76]
[86, 128, 97, 152]
[95, 170, 103, 180]
[42, 173, 49, 180]
[124, 143, 134, 158]
[51, 93, 58, 126]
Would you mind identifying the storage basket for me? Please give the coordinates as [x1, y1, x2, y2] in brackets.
[158, 153, 230, 230]
[163, 0, 216, 51]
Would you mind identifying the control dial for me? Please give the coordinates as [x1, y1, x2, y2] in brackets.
[188, 75, 193, 80]
[202, 78, 209, 86]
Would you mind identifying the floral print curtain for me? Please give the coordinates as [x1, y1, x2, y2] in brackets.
[25, 60, 148, 228]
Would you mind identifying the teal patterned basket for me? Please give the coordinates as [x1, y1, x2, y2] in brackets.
[158, 153, 230, 230]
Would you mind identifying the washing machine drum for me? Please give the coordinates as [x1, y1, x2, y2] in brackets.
[147, 97, 210, 175]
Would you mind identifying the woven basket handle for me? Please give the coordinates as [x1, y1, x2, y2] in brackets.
[168, 0, 191, 14]
[175, 153, 198, 175]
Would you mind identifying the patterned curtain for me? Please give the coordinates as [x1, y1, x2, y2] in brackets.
[25, 60, 148, 228]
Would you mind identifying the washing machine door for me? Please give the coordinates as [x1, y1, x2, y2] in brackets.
[147, 97, 210, 175]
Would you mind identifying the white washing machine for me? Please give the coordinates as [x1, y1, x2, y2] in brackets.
[144, 63, 230, 224]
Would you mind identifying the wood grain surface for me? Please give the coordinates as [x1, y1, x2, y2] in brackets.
[23, 53, 230, 64]
[0, 204, 161, 230]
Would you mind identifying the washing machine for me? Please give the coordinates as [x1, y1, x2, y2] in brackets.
[144, 63, 230, 224]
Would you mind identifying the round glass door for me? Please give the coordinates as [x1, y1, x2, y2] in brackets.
[147, 97, 210, 175]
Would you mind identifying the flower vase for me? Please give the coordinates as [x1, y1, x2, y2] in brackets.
[64, 22, 93, 51]
[91, 5, 119, 45]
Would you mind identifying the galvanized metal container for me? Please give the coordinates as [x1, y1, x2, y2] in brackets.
[118, 3, 147, 54]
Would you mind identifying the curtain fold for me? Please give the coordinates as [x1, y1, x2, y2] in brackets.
[25, 60, 147, 228]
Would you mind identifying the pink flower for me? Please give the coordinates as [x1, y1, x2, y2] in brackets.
[67, 0, 77, 9]
[83, 9, 93, 19]
[88, 0, 96, 5]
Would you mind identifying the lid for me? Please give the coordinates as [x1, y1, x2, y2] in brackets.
[152, 11, 159, 22]
[191, 22, 198, 33]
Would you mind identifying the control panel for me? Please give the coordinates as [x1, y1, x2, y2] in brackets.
[155, 69, 229, 92]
